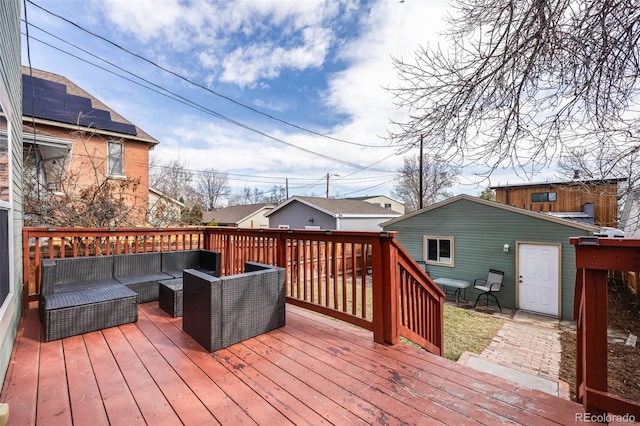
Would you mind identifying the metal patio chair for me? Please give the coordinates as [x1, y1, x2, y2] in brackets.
[473, 269, 505, 312]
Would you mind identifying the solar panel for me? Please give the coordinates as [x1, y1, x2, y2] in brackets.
[21, 73, 138, 136]
[65, 94, 92, 107]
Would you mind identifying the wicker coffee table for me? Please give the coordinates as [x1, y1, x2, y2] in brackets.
[159, 278, 183, 317]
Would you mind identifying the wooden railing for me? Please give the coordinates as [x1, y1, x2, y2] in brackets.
[394, 239, 444, 355]
[23, 227, 444, 354]
[571, 237, 640, 418]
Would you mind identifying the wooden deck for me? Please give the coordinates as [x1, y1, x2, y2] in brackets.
[1, 303, 584, 425]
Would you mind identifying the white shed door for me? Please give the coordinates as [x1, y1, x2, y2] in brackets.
[518, 243, 560, 317]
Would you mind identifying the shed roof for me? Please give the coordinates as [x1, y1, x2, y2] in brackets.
[382, 194, 600, 231]
[490, 178, 627, 190]
[265, 196, 401, 218]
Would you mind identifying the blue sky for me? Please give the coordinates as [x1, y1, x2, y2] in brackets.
[21, 0, 532, 202]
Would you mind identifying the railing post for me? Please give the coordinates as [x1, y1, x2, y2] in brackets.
[582, 268, 608, 415]
[574, 268, 585, 401]
[372, 233, 399, 345]
[276, 231, 288, 270]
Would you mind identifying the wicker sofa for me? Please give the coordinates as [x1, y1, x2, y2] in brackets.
[39, 256, 138, 342]
[182, 262, 286, 352]
[39, 249, 221, 341]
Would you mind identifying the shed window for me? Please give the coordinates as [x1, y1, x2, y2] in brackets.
[532, 192, 556, 202]
[424, 235, 454, 266]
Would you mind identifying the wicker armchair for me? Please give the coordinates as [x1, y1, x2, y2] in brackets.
[182, 262, 285, 352]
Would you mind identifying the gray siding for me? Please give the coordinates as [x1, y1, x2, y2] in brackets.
[384, 199, 593, 319]
[338, 217, 388, 232]
[0, 0, 23, 389]
[268, 202, 336, 229]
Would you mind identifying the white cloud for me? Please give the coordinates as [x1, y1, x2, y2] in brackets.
[98, 0, 349, 87]
[219, 26, 332, 87]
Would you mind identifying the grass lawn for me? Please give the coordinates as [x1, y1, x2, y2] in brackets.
[443, 305, 505, 361]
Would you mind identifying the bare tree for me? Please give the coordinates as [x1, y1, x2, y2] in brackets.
[150, 157, 202, 208]
[196, 168, 230, 210]
[392, 153, 460, 212]
[23, 131, 144, 227]
[268, 185, 286, 204]
[228, 186, 267, 205]
[389, 1, 640, 177]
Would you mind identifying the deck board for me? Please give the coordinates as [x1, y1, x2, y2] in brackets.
[1, 303, 585, 425]
[85, 329, 148, 425]
[63, 335, 110, 426]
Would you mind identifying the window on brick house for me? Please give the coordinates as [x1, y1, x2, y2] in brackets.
[108, 141, 124, 176]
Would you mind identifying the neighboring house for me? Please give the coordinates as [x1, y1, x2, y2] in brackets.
[620, 188, 640, 239]
[347, 195, 405, 214]
[491, 178, 626, 228]
[16, 67, 159, 226]
[202, 203, 273, 228]
[0, 0, 23, 391]
[266, 196, 401, 231]
[148, 187, 185, 227]
[382, 195, 598, 319]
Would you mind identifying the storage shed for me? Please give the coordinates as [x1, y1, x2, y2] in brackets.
[382, 195, 598, 319]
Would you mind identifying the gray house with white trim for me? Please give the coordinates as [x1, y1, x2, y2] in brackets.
[382, 195, 598, 319]
[0, 0, 24, 391]
[266, 196, 401, 231]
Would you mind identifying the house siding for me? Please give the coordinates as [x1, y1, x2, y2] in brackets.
[384, 199, 594, 319]
[237, 211, 270, 228]
[25, 123, 150, 225]
[0, 0, 23, 390]
[338, 217, 388, 232]
[268, 203, 335, 229]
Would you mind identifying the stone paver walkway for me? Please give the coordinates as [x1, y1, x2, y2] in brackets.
[458, 307, 570, 399]
[480, 319, 561, 380]
[457, 307, 570, 398]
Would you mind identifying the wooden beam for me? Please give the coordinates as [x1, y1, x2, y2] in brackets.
[581, 268, 608, 415]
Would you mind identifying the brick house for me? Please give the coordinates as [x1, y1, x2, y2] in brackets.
[17, 67, 159, 226]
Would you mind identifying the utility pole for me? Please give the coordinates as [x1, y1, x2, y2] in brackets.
[326, 173, 338, 198]
[419, 134, 424, 210]
[285, 178, 289, 199]
[326, 173, 331, 198]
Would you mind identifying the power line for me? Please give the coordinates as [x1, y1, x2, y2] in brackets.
[26, 0, 394, 149]
[23, 29, 394, 172]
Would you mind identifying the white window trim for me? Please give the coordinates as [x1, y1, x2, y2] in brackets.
[107, 140, 125, 177]
[423, 235, 455, 267]
[0, 100, 14, 316]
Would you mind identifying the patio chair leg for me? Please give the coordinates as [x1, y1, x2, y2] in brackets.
[473, 293, 502, 313]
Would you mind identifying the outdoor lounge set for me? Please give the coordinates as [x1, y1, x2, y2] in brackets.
[39, 250, 286, 348]
[40, 249, 221, 341]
